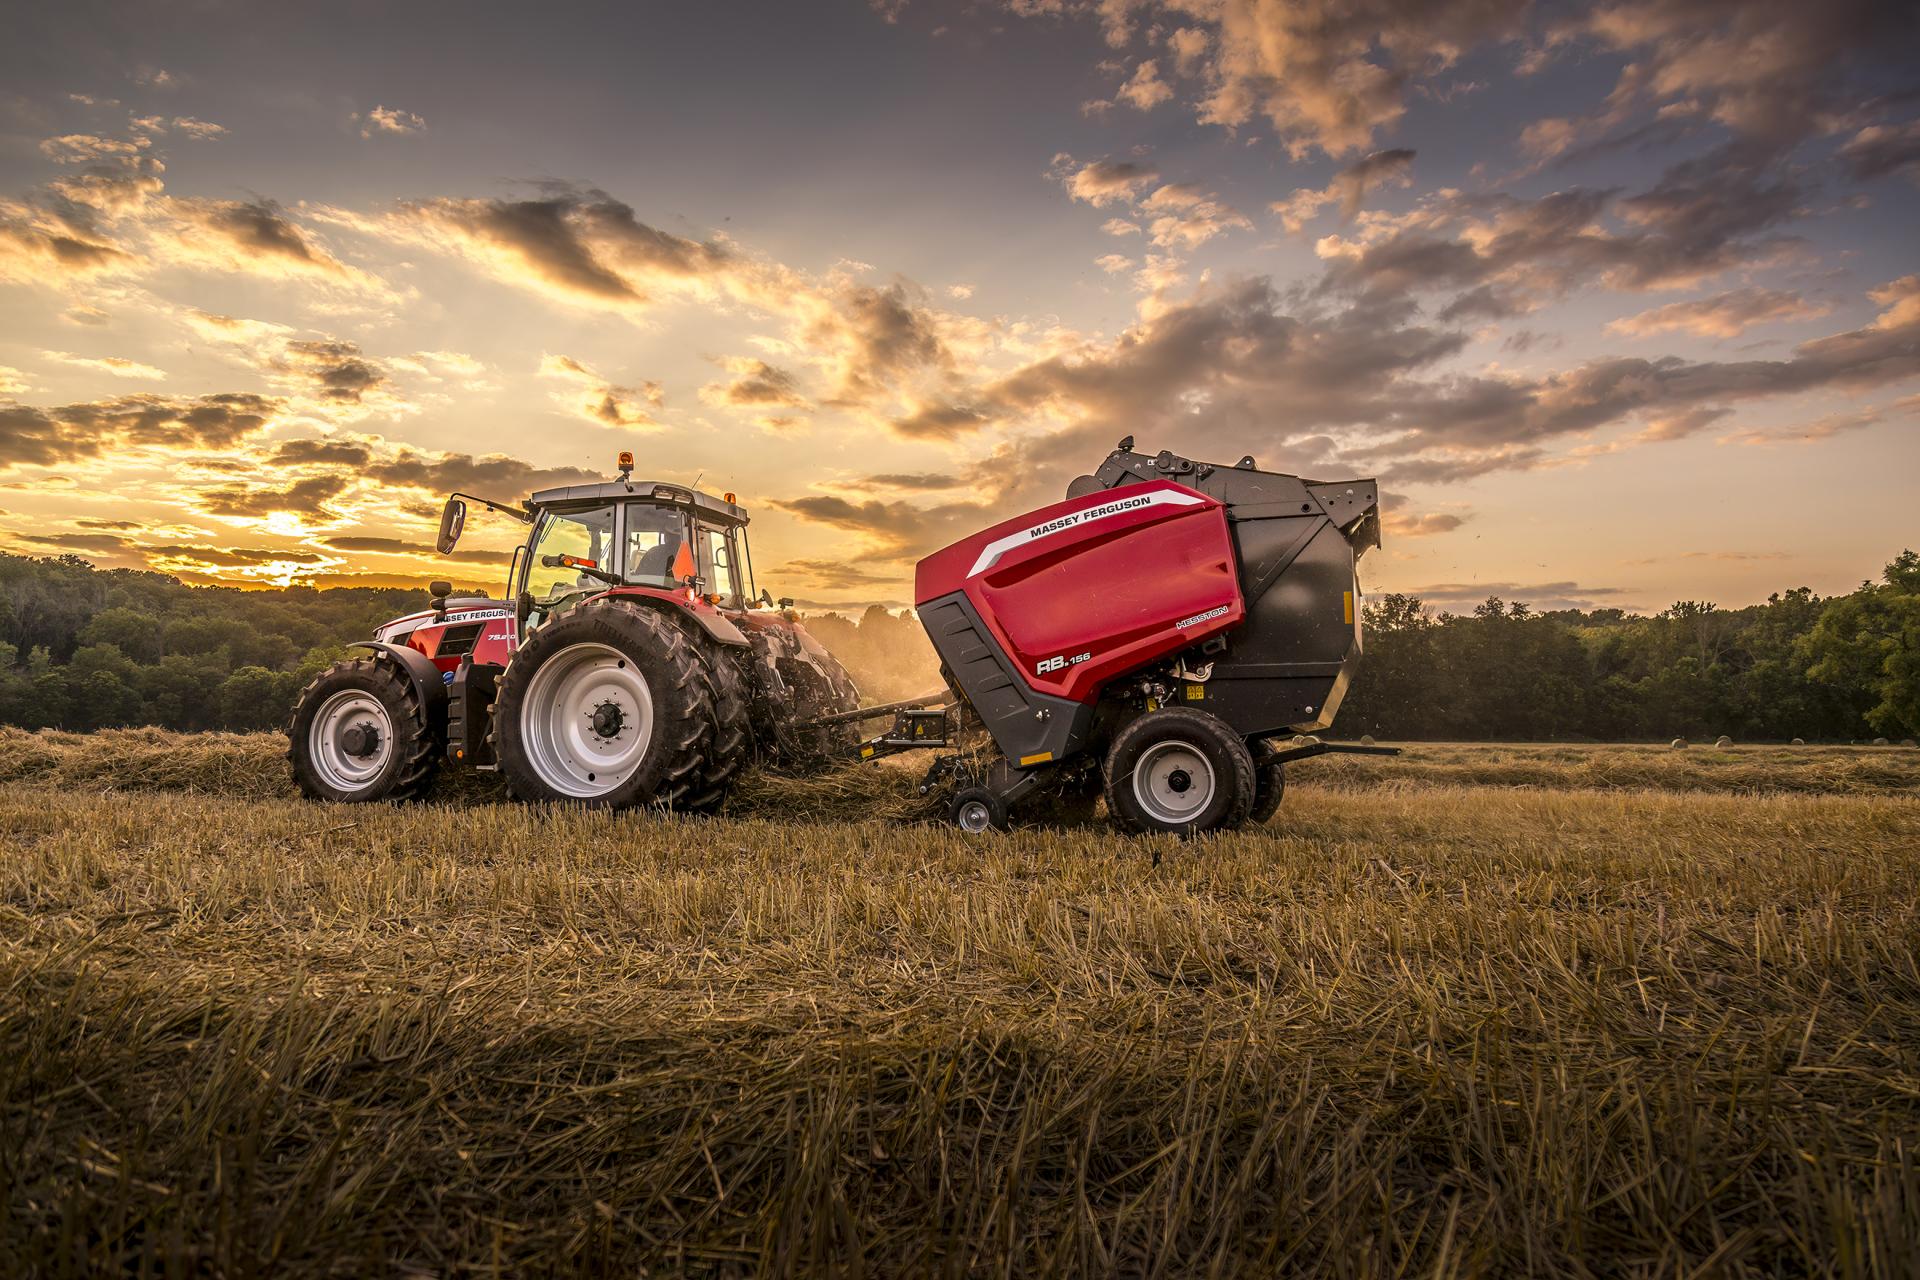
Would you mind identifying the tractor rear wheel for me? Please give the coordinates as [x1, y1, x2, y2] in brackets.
[288, 656, 440, 803]
[681, 628, 753, 815]
[494, 598, 712, 809]
[1103, 708, 1255, 837]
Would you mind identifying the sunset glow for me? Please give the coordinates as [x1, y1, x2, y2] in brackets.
[3, 0, 1915, 609]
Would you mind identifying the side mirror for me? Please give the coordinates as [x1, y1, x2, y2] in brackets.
[435, 498, 467, 554]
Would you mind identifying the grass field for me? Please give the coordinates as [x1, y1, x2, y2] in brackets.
[3, 731, 1918, 1275]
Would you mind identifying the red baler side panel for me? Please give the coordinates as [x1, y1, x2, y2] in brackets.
[916, 480, 1243, 704]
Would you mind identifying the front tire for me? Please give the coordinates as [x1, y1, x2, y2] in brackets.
[288, 657, 440, 803]
[1104, 708, 1255, 837]
[494, 599, 713, 809]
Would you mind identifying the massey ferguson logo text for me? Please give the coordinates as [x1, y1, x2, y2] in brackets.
[1176, 604, 1231, 629]
[1026, 494, 1150, 541]
[965, 487, 1205, 577]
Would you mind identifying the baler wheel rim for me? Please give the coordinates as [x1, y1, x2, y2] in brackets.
[1102, 707, 1255, 837]
[1133, 741, 1216, 825]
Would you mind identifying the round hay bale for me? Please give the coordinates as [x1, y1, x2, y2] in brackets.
[1714, 735, 1732, 748]
[1670, 738, 1688, 749]
[1904, 739, 1917, 749]
[1873, 737, 1890, 746]
[1360, 734, 1376, 746]
[1791, 737, 1805, 746]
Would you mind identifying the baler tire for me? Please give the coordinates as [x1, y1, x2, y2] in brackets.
[288, 656, 440, 803]
[1103, 708, 1255, 837]
[681, 633, 753, 815]
[1249, 743, 1286, 824]
[951, 786, 1009, 834]
[493, 598, 713, 810]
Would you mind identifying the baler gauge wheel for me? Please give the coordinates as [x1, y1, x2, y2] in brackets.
[951, 786, 1008, 834]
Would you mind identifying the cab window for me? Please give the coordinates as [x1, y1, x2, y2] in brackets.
[625, 505, 688, 588]
[699, 526, 737, 604]
[525, 506, 614, 604]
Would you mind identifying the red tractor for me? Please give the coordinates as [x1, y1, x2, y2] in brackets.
[290, 439, 1393, 836]
[288, 454, 860, 811]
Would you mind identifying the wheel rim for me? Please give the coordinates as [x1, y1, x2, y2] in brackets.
[956, 798, 993, 833]
[309, 689, 394, 793]
[1133, 741, 1216, 825]
[519, 642, 654, 799]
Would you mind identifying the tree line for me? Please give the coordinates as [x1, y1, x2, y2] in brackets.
[0, 550, 1914, 741]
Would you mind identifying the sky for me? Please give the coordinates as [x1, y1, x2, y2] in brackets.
[1, 0, 1916, 614]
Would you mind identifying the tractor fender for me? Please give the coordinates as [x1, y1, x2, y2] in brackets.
[592, 587, 750, 648]
[682, 608, 749, 648]
[350, 641, 450, 711]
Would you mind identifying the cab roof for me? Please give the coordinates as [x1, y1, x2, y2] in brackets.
[527, 480, 748, 527]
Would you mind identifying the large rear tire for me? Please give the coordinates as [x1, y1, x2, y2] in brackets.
[1104, 708, 1255, 837]
[494, 598, 713, 809]
[288, 656, 440, 803]
[681, 628, 753, 815]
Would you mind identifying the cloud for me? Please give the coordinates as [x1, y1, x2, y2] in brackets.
[357, 105, 426, 138]
[1272, 148, 1416, 232]
[1315, 151, 1805, 309]
[159, 197, 367, 286]
[1404, 580, 1638, 611]
[1117, 60, 1173, 111]
[62, 305, 109, 325]
[538, 353, 664, 428]
[699, 356, 808, 418]
[39, 351, 168, 379]
[1053, 156, 1159, 208]
[1839, 118, 1920, 183]
[316, 535, 507, 565]
[365, 186, 738, 311]
[0, 392, 281, 468]
[1607, 287, 1832, 338]
[0, 366, 30, 394]
[275, 339, 392, 404]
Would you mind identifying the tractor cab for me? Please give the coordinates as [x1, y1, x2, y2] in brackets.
[436, 460, 759, 635]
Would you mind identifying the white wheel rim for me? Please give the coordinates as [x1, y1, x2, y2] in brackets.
[1134, 741, 1216, 825]
[519, 642, 654, 798]
[309, 689, 394, 793]
[957, 799, 993, 833]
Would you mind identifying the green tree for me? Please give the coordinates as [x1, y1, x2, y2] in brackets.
[1802, 552, 1920, 737]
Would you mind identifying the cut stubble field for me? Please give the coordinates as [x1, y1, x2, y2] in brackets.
[2, 732, 1917, 1276]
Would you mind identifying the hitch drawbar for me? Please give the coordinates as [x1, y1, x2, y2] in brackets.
[1262, 741, 1401, 766]
[798, 693, 957, 762]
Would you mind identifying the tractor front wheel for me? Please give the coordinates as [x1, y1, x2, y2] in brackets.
[494, 599, 713, 809]
[288, 656, 441, 803]
[1103, 708, 1255, 837]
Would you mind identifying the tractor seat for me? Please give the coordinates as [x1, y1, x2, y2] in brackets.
[633, 538, 680, 582]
